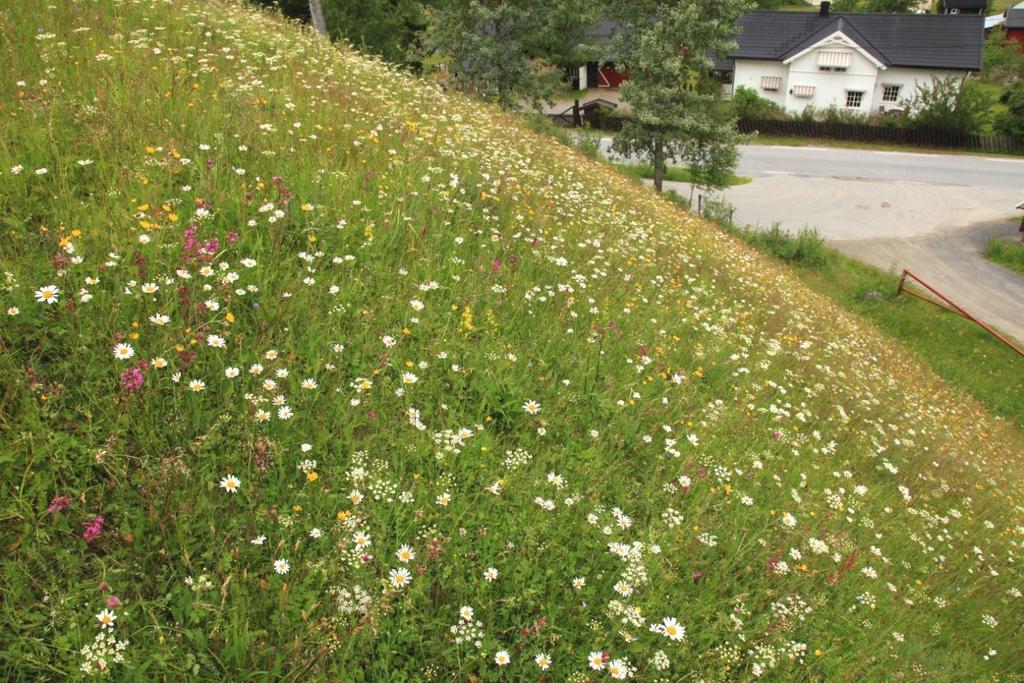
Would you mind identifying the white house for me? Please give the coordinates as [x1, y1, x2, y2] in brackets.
[718, 4, 984, 115]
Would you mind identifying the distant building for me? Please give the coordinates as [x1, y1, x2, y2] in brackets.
[570, 6, 983, 116]
[941, 0, 987, 15]
[1006, 2, 1024, 45]
[716, 3, 983, 115]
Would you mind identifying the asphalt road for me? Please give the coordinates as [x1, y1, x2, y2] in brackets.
[737, 145, 1024, 190]
[600, 139, 1024, 342]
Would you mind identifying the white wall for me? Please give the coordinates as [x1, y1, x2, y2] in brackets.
[735, 41, 969, 116]
[734, 60, 788, 108]
[785, 41, 879, 112]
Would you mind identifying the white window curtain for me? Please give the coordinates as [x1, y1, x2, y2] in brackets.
[761, 76, 782, 91]
[792, 85, 815, 98]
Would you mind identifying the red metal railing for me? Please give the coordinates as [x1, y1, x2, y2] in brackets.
[896, 269, 1024, 358]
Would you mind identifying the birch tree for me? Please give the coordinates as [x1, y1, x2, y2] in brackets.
[308, 0, 328, 36]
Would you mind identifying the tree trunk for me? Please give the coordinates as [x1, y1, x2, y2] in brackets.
[309, 0, 328, 37]
[653, 140, 664, 193]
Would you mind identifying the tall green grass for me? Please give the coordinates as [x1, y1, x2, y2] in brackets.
[0, 0, 1022, 680]
[985, 236, 1024, 275]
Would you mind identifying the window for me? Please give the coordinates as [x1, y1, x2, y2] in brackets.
[761, 76, 781, 92]
[882, 84, 901, 103]
[845, 90, 864, 108]
[792, 85, 815, 98]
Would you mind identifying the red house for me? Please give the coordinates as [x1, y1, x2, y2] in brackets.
[1007, 2, 1024, 47]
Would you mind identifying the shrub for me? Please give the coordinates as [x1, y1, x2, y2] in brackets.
[905, 77, 992, 135]
[820, 104, 868, 124]
[572, 128, 602, 159]
[743, 225, 831, 269]
[995, 81, 1024, 141]
[732, 85, 785, 121]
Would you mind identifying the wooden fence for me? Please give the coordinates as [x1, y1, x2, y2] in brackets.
[737, 119, 1024, 154]
[548, 112, 625, 131]
[548, 114, 1024, 154]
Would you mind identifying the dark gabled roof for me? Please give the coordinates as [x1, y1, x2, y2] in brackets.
[1008, 3, 1024, 29]
[778, 16, 889, 65]
[721, 11, 983, 71]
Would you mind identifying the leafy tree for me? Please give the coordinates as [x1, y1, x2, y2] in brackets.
[996, 81, 1024, 140]
[904, 76, 992, 135]
[831, 0, 917, 12]
[982, 27, 1024, 86]
[860, 0, 918, 11]
[422, 0, 595, 111]
[608, 0, 749, 193]
[322, 0, 426, 66]
[247, 0, 311, 21]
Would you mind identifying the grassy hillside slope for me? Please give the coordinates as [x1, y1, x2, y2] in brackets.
[1, 1, 1022, 679]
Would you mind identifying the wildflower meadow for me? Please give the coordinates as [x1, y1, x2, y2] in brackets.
[1, 0, 1022, 679]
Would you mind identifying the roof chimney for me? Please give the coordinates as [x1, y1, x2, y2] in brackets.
[820, 1, 831, 15]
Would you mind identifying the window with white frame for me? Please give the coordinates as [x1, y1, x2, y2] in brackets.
[761, 76, 781, 92]
[845, 90, 864, 108]
[881, 84, 901, 103]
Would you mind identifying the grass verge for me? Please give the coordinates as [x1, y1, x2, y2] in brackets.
[985, 235, 1024, 275]
[716, 217, 1024, 427]
[613, 163, 751, 186]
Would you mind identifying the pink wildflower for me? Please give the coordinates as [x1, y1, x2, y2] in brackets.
[47, 494, 71, 513]
[120, 367, 144, 393]
[83, 514, 105, 543]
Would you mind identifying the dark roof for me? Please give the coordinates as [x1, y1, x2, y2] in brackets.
[1008, 3, 1024, 29]
[718, 11, 983, 71]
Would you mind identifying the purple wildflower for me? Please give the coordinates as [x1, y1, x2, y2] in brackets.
[120, 367, 144, 393]
[83, 514, 105, 543]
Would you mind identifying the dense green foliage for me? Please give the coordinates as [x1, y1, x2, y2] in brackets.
[996, 81, 1024, 140]
[1, 1, 1023, 680]
[423, 0, 595, 110]
[731, 86, 786, 121]
[982, 27, 1024, 87]
[831, 0, 918, 12]
[905, 77, 993, 135]
[322, 0, 426, 65]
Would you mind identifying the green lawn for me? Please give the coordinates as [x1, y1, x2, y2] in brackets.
[613, 162, 751, 186]
[985, 235, 1024, 275]
[725, 223, 1024, 427]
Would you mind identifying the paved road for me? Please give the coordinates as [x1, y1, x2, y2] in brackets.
[600, 139, 1024, 342]
[737, 145, 1024, 190]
